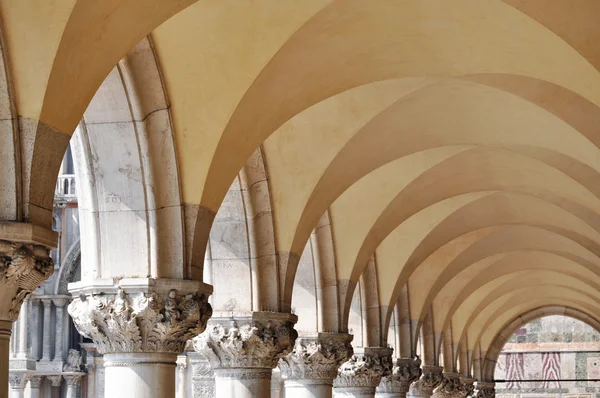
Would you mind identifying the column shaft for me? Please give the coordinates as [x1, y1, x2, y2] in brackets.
[53, 301, 65, 362]
[214, 368, 272, 398]
[104, 353, 177, 398]
[41, 301, 52, 361]
[285, 379, 333, 398]
[16, 301, 28, 359]
[334, 386, 376, 397]
[64, 376, 81, 398]
[0, 321, 11, 398]
[176, 360, 187, 398]
[28, 376, 43, 398]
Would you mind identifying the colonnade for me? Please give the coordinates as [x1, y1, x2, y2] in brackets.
[0, 223, 497, 398]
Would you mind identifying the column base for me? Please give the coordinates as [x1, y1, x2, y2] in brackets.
[285, 379, 334, 398]
[214, 368, 272, 398]
[104, 353, 177, 398]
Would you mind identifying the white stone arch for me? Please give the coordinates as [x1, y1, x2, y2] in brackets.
[71, 36, 186, 281]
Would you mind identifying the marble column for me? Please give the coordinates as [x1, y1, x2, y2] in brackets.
[46, 376, 62, 398]
[15, 300, 29, 359]
[64, 375, 82, 398]
[333, 347, 393, 398]
[176, 357, 187, 398]
[473, 382, 495, 398]
[68, 279, 213, 398]
[8, 373, 28, 398]
[193, 312, 298, 398]
[52, 298, 68, 364]
[81, 343, 97, 398]
[376, 357, 422, 398]
[28, 376, 43, 398]
[279, 333, 353, 398]
[40, 300, 52, 361]
[0, 225, 56, 397]
[407, 366, 444, 398]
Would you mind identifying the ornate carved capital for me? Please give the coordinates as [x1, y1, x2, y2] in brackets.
[68, 281, 213, 355]
[474, 381, 495, 398]
[193, 312, 298, 370]
[377, 357, 422, 394]
[8, 372, 29, 389]
[279, 333, 353, 381]
[63, 374, 83, 386]
[333, 347, 393, 389]
[0, 239, 53, 321]
[28, 376, 44, 389]
[408, 365, 444, 397]
[46, 375, 62, 387]
[433, 373, 467, 398]
[459, 377, 475, 398]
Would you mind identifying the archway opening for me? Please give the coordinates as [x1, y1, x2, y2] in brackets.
[495, 316, 600, 398]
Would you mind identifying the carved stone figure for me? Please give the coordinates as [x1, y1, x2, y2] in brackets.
[193, 312, 298, 370]
[64, 349, 83, 372]
[68, 288, 212, 354]
[474, 382, 495, 398]
[333, 347, 393, 389]
[278, 333, 354, 381]
[408, 365, 444, 397]
[377, 357, 422, 394]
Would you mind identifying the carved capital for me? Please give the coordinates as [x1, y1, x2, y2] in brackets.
[8, 372, 29, 389]
[0, 239, 54, 321]
[377, 357, 422, 394]
[63, 374, 83, 386]
[408, 365, 444, 397]
[474, 381, 495, 398]
[333, 347, 393, 389]
[68, 280, 213, 355]
[29, 376, 44, 389]
[433, 373, 468, 398]
[193, 311, 298, 370]
[279, 333, 353, 381]
[46, 375, 63, 387]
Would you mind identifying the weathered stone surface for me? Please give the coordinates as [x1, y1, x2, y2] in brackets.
[408, 365, 444, 397]
[333, 347, 393, 389]
[68, 280, 212, 354]
[279, 333, 353, 381]
[193, 311, 298, 370]
[377, 357, 422, 394]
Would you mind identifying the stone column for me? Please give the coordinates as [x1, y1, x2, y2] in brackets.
[431, 373, 466, 398]
[407, 366, 443, 398]
[176, 356, 187, 398]
[52, 298, 68, 364]
[15, 300, 29, 359]
[68, 279, 213, 398]
[64, 375, 83, 398]
[193, 312, 298, 398]
[8, 372, 28, 398]
[279, 333, 353, 398]
[40, 299, 52, 361]
[81, 343, 97, 398]
[0, 224, 57, 397]
[376, 357, 422, 398]
[333, 347, 393, 398]
[28, 376, 43, 398]
[46, 375, 62, 398]
[473, 382, 494, 398]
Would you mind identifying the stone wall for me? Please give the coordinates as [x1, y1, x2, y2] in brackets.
[495, 316, 600, 398]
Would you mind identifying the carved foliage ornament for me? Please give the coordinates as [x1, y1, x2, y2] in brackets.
[68, 288, 212, 354]
[278, 334, 354, 380]
[333, 351, 393, 388]
[409, 366, 444, 396]
[474, 385, 495, 398]
[378, 357, 422, 393]
[433, 375, 464, 398]
[0, 240, 53, 320]
[193, 318, 298, 369]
